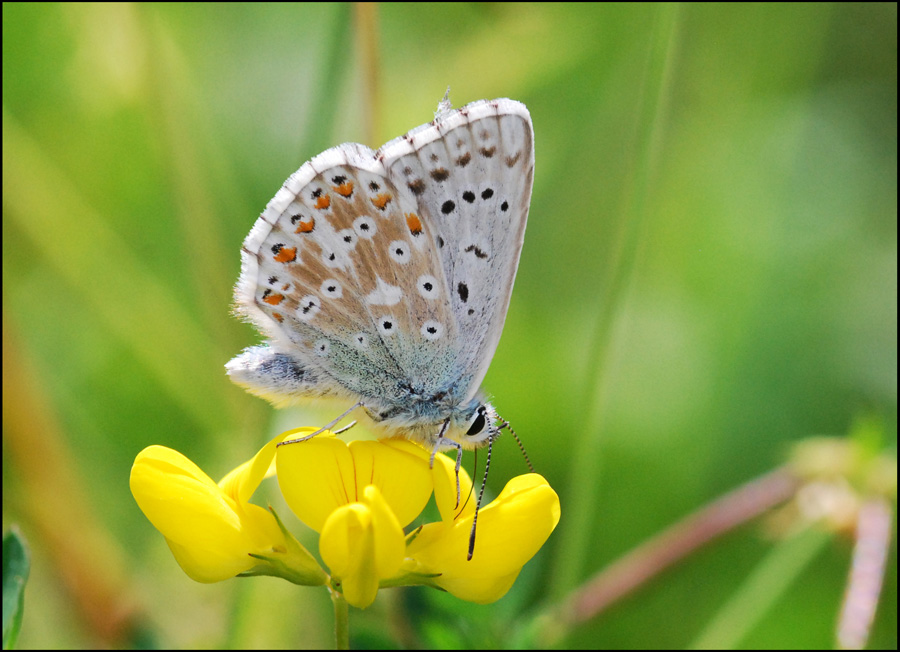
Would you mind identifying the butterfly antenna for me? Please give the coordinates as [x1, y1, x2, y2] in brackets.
[467, 434, 493, 561]
[499, 418, 534, 473]
[278, 402, 363, 446]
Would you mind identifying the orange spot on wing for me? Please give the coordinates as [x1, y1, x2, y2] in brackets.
[406, 213, 423, 235]
[372, 193, 392, 210]
[296, 217, 315, 233]
[335, 181, 354, 197]
[273, 246, 297, 263]
[273, 312, 284, 323]
[263, 292, 285, 306]
[315, 194, 331, 210]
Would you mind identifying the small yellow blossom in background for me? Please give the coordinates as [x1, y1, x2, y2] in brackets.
[130, 428, 560, 609]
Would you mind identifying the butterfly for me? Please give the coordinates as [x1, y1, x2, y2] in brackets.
[226, 97, 534, 457]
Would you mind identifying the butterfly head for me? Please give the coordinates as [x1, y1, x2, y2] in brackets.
[427, 400, 501, 449]
[458, 401, 500, 446]
[366, 397, 501, 450]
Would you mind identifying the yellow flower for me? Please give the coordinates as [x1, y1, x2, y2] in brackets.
[131, 428, 560, 609]
[401, 449, 561, 604]
[276, 434, 560, 605]
[276, 435, 433, 608]
[129, 437, 326, 585]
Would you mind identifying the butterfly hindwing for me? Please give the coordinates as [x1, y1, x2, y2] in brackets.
[380, 99, 534, 401]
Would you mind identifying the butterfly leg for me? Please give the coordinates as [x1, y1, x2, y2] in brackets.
[445, 440, 463, 509]
[332, 420, 358, 435]
[277, 402, 364, 446]
[428, 418, 463, 507]
[427, 418, 451, 469]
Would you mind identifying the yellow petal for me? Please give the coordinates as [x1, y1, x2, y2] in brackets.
[319, 485, 406, 608]
[406, 474, 560, 603]
[379, 436, 431, 461]
[348, 440, 433, 527]
[219, 429, 295, 503]
[164, 502, 284, 583]
[130, 446, 286, 582]
[131, 446, 238, 546]
[277, 436, 435, 532]
[361, 485, 405, 579]
[277, 436, 356, 532]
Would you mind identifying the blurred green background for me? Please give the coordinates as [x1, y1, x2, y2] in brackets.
[3, 2, 896, 649]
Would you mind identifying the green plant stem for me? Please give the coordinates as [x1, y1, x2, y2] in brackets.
[330, 587, 349, 650]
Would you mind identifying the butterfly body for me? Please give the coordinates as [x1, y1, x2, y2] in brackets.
[227, 98, 534, 449]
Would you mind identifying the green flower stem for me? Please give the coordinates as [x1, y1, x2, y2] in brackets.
[330, 586, 349, 650]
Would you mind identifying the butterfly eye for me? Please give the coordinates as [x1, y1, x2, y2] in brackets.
[465, 406, 488, 438]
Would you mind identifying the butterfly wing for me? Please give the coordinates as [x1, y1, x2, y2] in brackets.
[229, 142, 459, 410]
[379, 99, 534, 403]
[229, 98, 533, 418]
